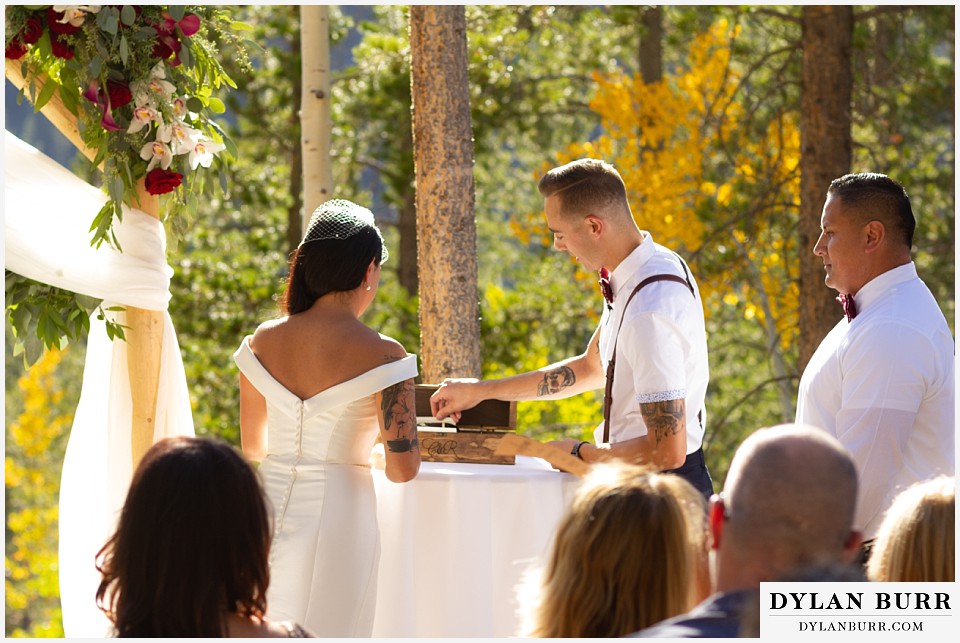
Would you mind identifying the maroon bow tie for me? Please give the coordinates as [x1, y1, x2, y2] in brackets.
[837, 293, 857, 322]
[598, 268, 613, 306]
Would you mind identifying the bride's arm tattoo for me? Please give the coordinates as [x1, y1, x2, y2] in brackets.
[537, 365, 576, 397]
[640, 399, 684, 445]
[382, 379, 418, 453]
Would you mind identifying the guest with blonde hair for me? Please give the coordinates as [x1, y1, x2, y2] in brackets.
[867, 475, 955, 582]
[522, 462, 707, 638]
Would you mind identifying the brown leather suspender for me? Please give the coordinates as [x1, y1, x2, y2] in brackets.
[601, 266, 696, 444]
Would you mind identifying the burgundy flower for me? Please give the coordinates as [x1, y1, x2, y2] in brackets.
[50, 36, 75, 60]
[5, 39, 27, 60]
[46, 8, 82, 35]
[106, 79, 133, 109]
[162, 11, 200, 37]
[83, 80, 123, 131]
[144, 168, 184, 195]
[20, 16, 44, 46]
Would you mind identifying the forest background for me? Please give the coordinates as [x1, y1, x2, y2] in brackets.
[4, 5, 954, 636]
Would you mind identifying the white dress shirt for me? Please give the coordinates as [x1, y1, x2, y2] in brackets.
[796, 262, 955, 540]
[594, 232, 710, 455]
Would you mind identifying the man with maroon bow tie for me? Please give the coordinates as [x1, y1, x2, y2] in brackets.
[796, 172, 954, 559]
[430, 158, 713, 497]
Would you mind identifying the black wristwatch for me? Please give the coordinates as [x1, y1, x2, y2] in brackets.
[571, 440, 589, 459]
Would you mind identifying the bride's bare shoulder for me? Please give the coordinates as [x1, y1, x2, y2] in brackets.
[377, 333, 410, 362]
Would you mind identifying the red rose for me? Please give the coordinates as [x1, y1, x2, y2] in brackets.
[46, 8, 82, 35]
[106, 79, 132, 108]
[144, 168, 184, 195]
[20, 17, 44, 45]
[51, 36, 74, 60]
[5, 39, 27, 60]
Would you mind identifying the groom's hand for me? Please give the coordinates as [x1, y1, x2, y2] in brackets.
[430, 377, 481, 422]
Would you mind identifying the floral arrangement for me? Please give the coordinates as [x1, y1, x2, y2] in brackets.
[5, 4, 249, 248]
[5, 5, 250, 366]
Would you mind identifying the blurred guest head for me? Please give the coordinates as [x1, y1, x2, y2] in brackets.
[867, 475, 955, 582]
[96, 436, 272, 637]
[523, 462, 706, 637]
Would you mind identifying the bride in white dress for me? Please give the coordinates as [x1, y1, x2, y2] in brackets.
[233, 200, 420, 636]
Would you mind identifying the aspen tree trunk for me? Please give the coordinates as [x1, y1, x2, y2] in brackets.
[798, 5, 853, 372]
[287, 18, 304, 253]
[300, 4, 334, 228]
[409, 5, 481, 382]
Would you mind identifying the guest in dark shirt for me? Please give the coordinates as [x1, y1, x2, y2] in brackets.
[634, 424, 862, 638]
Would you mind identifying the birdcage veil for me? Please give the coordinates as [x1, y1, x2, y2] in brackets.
[299, 199, 389, 263]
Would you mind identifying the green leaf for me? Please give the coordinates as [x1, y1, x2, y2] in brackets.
[207, 97, 225, 114]
[168, 5, 186, 21]
[119, 34, 129, 65]
[223, 134, 238, 159]
[230, 21, 255, 31]
[37, 30, 51, 58]
[90, 54, 103, 78]
[186, 97, 204, 113]
[58, 84, 79, 117]
[102, 13, 119, 36]
[34, 79, 58, 113]
[120, 4, 136, 26]
[179, 43, 193, 68]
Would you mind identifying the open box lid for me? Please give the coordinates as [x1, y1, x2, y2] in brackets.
[415, 384, 516, 433]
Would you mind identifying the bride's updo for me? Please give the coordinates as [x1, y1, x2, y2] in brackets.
[281, 199, 388, 314]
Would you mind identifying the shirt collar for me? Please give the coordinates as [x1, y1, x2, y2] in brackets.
[609, 231, 653, 298]
[852, 262, 917, 315]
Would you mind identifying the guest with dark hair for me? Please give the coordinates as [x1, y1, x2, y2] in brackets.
[234, 199, 419, 636]
[520, 462, 707, 638]
[95, 436, 308, 637]
[634, 424, 862, 638]
[796, 172, 954, 555]
[867, 475, 955, 582]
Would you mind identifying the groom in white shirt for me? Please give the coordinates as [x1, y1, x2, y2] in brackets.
[796, 172, 954, 555]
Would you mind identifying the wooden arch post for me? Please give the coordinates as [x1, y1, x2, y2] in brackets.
[6, 60, 165, 469]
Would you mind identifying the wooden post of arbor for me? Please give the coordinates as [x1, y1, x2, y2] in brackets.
[126, 182, 164, 468]
[6, 59, 165, 469]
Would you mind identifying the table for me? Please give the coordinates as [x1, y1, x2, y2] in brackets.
[371, 456, 581, 638]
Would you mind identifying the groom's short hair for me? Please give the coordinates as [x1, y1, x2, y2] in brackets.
[538, 158, 628, 218]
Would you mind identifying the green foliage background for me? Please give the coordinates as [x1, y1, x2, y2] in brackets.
[5, 5, 954, 637]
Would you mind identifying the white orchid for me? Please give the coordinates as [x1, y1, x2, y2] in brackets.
[132, 64, 177, 107]
[52, 5, 100, 27]
[158, 121, 201, 155]
[140, 140, 174, 171]
[188, 137, 227, 170]
[172, 96, 190, 119]
[128, 105, 161, 134]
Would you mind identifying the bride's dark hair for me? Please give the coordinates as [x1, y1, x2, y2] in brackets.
[96, 437, 272, 637]
[280, 226, 384, 315]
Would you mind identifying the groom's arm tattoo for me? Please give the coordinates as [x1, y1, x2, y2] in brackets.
[381, 379, 418, 453]
[640, 399, 684, 446]
[537, 365, 576, 397]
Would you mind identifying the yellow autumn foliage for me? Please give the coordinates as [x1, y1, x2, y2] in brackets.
[520, 20, 802, 353]
[5, 348, 70, 637]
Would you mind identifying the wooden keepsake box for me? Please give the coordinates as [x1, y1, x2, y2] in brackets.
[415, 384, 517, 465]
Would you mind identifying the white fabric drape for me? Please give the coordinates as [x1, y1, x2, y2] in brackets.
[4, 131, 194, 637]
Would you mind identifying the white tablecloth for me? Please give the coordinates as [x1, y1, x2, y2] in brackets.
[372, 456, 581, 637]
